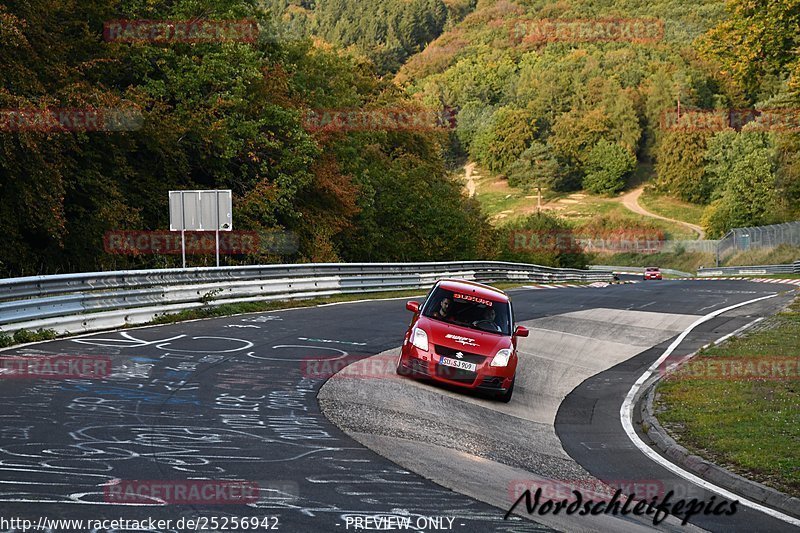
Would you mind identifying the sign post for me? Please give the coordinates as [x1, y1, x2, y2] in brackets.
[169, 190, 233, 268]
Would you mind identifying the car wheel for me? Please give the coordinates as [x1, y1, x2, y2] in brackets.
[497, 377, 515, 403]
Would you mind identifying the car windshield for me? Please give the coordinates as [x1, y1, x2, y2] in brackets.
[422, 286, 512, 335]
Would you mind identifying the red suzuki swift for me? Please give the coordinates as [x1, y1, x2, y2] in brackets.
[396, 279, 528, 402]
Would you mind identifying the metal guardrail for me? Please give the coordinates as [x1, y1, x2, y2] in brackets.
[698, 262, 800, 277]
[589, 265, 694, 277]
[0, 262, 612, 336]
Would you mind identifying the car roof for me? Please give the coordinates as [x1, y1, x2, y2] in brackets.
[436, 279, 509, 302]
[646, 267, 660, 270]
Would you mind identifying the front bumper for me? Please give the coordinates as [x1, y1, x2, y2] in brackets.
[398, 345, 515, 393]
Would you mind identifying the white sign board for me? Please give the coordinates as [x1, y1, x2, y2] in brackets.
[169, 190, 232, 231]
[169, 190, 233, 267]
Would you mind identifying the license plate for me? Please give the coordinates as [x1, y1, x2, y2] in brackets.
[439, 357, 477, 372]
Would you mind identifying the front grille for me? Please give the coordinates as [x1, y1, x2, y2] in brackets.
[434, 345, 487, 365]
[435, 365, 477, 384]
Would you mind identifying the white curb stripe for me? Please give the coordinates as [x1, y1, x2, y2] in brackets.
[620, 294, 800, 527]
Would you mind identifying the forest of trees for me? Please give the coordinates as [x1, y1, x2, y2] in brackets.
[0, 0, 490, 277]
[261, 0, 468, 73]
[401, 0, 800, 237]
[1, 0, 798, 277]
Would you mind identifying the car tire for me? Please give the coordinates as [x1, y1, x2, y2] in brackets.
[497, 377, 515, 403]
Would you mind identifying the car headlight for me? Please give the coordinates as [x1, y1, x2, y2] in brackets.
[411, 328, 429, 352]
[490, 348, 512, 367]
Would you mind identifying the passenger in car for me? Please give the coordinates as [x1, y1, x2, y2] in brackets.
[431, 297, 451, 320]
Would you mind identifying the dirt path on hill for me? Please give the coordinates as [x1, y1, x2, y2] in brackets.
[620, 187, 705, 239]
[464, 162, 476, 197]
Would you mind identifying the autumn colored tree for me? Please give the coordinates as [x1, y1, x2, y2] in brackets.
[0, 0, 491, 276]
[700, 0, 800, 102]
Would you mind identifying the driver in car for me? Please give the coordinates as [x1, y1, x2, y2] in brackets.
[471, 306, 501, 332]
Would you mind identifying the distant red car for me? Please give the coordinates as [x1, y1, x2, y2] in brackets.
[396, 279, 528, 402]
[644, 267, 662, 280]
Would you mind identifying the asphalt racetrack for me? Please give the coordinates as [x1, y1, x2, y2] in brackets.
[0, 278, 797, 532]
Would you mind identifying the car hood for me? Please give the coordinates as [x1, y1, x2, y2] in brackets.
[417, 317, 511, 355]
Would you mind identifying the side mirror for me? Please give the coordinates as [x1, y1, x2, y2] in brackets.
[406, 301, 420, 313]
[514, 326, 529, 337]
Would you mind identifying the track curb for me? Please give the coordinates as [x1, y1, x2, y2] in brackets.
[638, 355, 800, 520]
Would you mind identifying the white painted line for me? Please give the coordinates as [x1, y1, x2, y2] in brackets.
[620, 293, 800, 527]
[708, 317, 765, 347]
[661, 317, 765, 377]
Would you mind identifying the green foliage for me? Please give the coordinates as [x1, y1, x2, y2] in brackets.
[470, 106, 536, 173]
[774, 133, 800, 220]
[454, 100, 495, 154]
[548, 82, 641, 183]
[691, 0, 800, 237]
[5, 0, 800, 276]
[6, 328, 58, 346]
[0, 1, 489, 276]
[699, 0, 800, 102]
[701, 132, 779, 237]
[583, 140, 636, 195]
[549, 108, 612, 168]
[654, 131, 711, 203]
[338, 143, 495, 261]
[265, 0, 452, 74]
[496, 212, 588, 268]
[507, 141, 560, 193]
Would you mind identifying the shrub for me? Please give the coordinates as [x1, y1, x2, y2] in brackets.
[583, 139, 636, 195]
